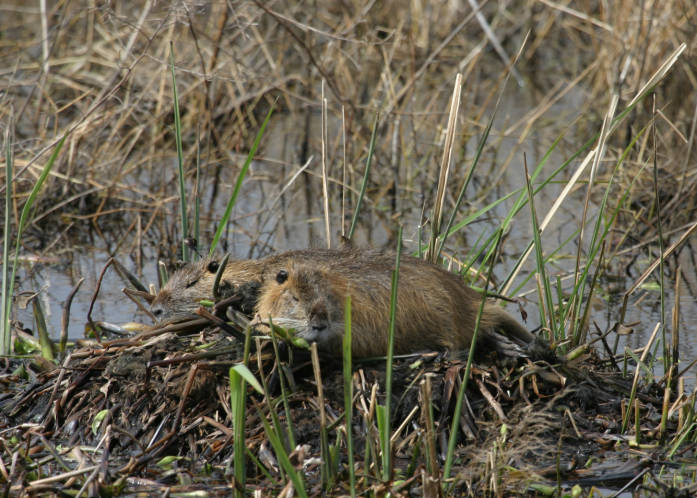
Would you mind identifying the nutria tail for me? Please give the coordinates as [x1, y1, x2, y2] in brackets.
[484, 305, 535, 346]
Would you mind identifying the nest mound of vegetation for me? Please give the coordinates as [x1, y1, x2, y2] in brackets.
[1, 314, 679, 496]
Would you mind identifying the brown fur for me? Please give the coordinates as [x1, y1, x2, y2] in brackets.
[150, 258, 267, 321]
[254, 249, 533, 357]
[150, 247, 355, 322]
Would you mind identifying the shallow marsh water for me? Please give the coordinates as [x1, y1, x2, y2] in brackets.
[11, 86, 697, 382]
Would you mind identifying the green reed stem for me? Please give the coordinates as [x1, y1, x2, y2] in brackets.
[169, 42, 188, 262]
[382, 225, 402, 481]
[1, 122, 13, 355]
[524, 155, 557, 334]
[210, 102, 275, 255]
[260, 410, 309, 498]
[652, 96, 668, 375]
[343, 295, 356, 497]
[2, 134, 66, 356]
[444, 229, 502, 483]
[348, 113, 378, 240]
[229, 326, 260, 498]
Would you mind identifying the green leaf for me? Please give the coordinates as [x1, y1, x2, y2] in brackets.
[231, 364, 263, 394]
[156, 455, 184, 469]
[92, 409, 108, 435]
[210, 103, 275, 255]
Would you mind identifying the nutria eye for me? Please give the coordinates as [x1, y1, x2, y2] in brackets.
[185, 278, 199, 289]
[276, 270, 288, 284]
[207, 261, 219, 273]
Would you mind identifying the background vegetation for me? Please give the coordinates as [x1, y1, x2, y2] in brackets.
[2, 0, 697, 495]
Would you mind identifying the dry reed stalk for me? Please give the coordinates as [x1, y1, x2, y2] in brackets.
[427, 73, 462, 263]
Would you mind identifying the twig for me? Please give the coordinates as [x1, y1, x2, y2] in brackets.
[60, 277, 84, 352]
[86, 258, 114, 340]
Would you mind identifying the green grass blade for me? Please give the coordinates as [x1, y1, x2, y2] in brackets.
[376, 403, 388, 471]
[229, 366, 247, 498]
[260, 410, 309, 498]
[444, 229, 502, 482]
[228, 327, 258, 498]
[568, 122, 651, 344]
[668, 421, 696, 458]
[210, 102, 275, 256]
[269, 324, 297, 451]
[348, 113, 378, 240]
[444, 188, 520, 239]
[212, 254, 230, 299]
[382, 225, 401, 481]
[231, 364, 263, 394]
[310, 343, 332, 489]
[3, 134, 66, 356]
[523, 156, 557, 335]
[342, 295, 356, 497]
[651, 101, 668, 375]
[1, 121, 13, 355]
[32, 297, 54, 361]
[194, 130, 201, 256]
[169, 42, 188, 262]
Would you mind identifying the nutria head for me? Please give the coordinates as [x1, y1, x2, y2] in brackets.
[254, 265, 344, 354]
[148, 247, 355, 324]
[149, 258, 221, 321]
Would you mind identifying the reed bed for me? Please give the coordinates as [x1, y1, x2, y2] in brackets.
[2, 0, 697, 495]
[0, 1, 694, 255]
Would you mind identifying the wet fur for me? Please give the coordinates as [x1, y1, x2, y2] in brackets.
[254, 249, 533, 357]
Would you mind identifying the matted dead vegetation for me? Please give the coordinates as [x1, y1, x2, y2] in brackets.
[2, 312, 681, 496]
[3, 0, 697, 496]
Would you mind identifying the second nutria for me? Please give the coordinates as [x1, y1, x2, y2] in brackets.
[150, 247, 358, 322]
[254, 250, 533, 357]
[150, 257, 267, 322]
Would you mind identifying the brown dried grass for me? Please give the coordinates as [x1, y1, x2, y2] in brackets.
[1, 1, 695, 259]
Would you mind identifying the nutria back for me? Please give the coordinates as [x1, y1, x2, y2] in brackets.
[254, 249, 532, 357]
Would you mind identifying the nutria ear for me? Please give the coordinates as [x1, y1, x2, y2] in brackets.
[207, 261, 219, 273]
[276, 269, 289, 284]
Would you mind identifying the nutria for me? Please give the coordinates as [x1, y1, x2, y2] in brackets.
[150, 257, 266, 321]
[254, 250, 533, 357]
[150, 247, 356, 322]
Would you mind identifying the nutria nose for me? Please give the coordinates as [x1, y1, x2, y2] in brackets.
[309, 301, 328, 333]
[312, 322, 327, 333]
[151, 305, 163, 319]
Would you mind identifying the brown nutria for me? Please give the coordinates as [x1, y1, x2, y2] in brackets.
[150, 247, 356, 322]
[254, 250, 533, 357]
[150, 257, 267, 322]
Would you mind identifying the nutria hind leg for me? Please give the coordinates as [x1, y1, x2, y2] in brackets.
[476, 328, 557, 367]
[484, 305, 535, 345]
[476, 329, 529, 363]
